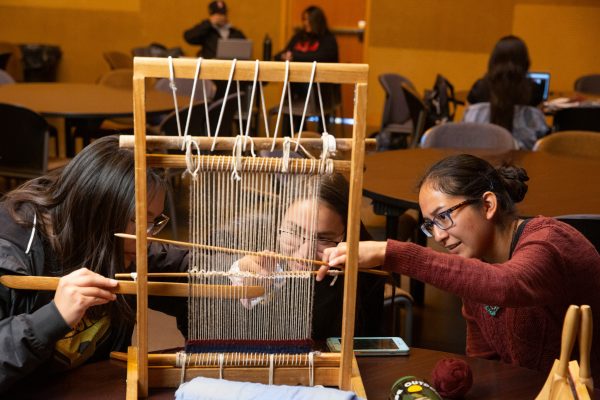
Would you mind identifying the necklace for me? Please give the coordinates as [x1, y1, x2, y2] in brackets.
[484, 219, 520, 317]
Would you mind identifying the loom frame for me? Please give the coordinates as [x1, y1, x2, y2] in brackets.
[126, 57, 369, 398]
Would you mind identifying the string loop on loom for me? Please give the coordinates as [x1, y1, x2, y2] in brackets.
[211, 59, 238, 152]
[270, 60, 290, 151]
[294, 61, 318, 152]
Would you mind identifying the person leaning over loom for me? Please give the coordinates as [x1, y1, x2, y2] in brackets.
[319, 154, 600, 381]
[232, 173, 385, 340]
[0, 136, 189, 393]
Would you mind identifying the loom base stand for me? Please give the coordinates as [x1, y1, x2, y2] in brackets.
[123, 347, 367, 399]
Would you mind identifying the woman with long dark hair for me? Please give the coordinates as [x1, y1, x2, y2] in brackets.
[275, 6, 338, 63]
[464, 36, 548, 149]
[321, 154, 600, 381]
[0, 136, 188, 392]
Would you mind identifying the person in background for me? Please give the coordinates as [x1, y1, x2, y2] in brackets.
[320, 154, 600, 382]
[0, 136, 188, 393]
[467, 35, 544, 106]
[463, 36, 548, 149]
[275, 5, 338, 64]
[184, 1, 246, 59]
[274, 6, 339, 136]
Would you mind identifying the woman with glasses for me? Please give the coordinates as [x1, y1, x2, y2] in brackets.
[233, 173, 385, 340]
[0, 136, 188, 393]
[320, 154, 600, 380]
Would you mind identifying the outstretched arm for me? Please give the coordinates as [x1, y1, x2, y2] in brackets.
[317, 241, 387, 281]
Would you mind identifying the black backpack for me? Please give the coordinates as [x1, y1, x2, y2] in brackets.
[424, 74, 462, 126]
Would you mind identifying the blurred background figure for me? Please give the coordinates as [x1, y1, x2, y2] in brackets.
[463, 36, 548, 149]
[184, 1, 246, 59]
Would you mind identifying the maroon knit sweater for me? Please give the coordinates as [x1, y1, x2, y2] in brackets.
[384, 216, 600, 381]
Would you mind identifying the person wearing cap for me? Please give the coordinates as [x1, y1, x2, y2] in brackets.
[184, 1, 246, 59]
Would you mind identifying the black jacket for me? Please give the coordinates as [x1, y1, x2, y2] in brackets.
[184, 19, 246, 58]
[0, 204, 188, 393]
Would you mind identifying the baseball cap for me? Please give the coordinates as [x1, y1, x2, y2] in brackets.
[209, 1, 227, 15]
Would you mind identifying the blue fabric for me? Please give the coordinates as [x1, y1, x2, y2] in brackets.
[175, 376, 361, 400]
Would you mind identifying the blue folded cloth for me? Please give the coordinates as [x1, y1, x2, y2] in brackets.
[175, 376, 361, 400]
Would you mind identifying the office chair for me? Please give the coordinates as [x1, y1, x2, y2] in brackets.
[401, 83, 431, 147]
[375, 73, 414, 150]
[574, 74, 600, 95]
[553, 107, 600, 132]
[0, 103, 69, 185]
[533, 130, 600, 159]
[420, 122, 517, 150]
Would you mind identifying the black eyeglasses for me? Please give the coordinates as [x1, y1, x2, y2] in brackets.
[139, 214, 170, 236]
[420, 199, 479, 238]
[278, 227, 344, 254]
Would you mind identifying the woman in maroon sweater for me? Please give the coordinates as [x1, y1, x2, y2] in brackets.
[320, 154, 600, 381]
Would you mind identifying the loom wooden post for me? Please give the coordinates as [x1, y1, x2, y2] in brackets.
[339, 81, 368, 390]
[126, 347, 139, 400]
[133, 63, 149, 398]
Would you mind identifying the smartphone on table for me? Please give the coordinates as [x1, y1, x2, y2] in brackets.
[326, 336, 409, 356]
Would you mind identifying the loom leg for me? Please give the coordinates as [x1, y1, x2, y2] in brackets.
[126, 346, 139, 400]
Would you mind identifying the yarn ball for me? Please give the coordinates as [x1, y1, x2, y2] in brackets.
[430, 358, 473, 399]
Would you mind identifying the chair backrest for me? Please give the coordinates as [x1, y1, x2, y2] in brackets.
[0, 103, 49, 179]
[553, 107, 600, 132]
[420, 122, 517, 150]
[103, 51, 133, 70]
[574, 74, 600, 94]
[0, 42, 22, 81]
[533, 130, 600, 159]
[97, 68, 134, 89]
[0, 69, 15, 85]
[158, 92, 243, 137]
[379, 73, 414, 127]
[555, 215, 600, 252]
[154, 78, 217, 103]
[401, 83, 431, 147]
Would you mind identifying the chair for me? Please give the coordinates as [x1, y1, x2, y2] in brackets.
[384, 283, 414, 345]
[555, 215, 600, 252]
[0, 103, 68, 183]
[96, 68, 134, 90]
[157, 92, 242, 137]
[401, 83, 430, 147]
[375, 73, 414, 150]
[0, 69, 15, 85]
[553, 107, 600, 132]
[102, 51, 133, 70]
[533, 131, 600, 159]
[268, 83, 342, 136]
[154, 78, 216, 102]
[0, 42, 22, 81]
[574, 74, 600, 94]
[419, 122, 517, 150]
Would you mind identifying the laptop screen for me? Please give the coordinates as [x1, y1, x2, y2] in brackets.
[216, 39, 253, 60]
[527, 72, 551, 101]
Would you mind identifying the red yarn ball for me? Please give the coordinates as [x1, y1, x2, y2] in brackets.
[430, 357, 473, 399]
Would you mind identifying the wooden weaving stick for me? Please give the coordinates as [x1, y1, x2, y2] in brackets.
[0, 275, 265, 299]
[115, 233, 390, 278]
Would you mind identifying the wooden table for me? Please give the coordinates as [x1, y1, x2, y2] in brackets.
[363, 148, 600, 302]
[0, 83, 184, 157]
[3, 348, 551, 399]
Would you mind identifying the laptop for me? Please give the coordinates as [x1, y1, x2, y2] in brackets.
[527, 71, 551, 101]
[216, 39, 253, 60]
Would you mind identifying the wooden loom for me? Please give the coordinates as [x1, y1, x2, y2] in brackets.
[122, 57, 370, 398]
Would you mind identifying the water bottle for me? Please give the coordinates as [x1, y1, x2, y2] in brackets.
[263, 34, 272, 61]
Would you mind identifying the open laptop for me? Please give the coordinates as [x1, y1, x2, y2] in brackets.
[216, 38, 253, 60]
[527, 71, 551, 101]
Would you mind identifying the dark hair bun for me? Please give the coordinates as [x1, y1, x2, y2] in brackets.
[497, 164, 529, 203]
